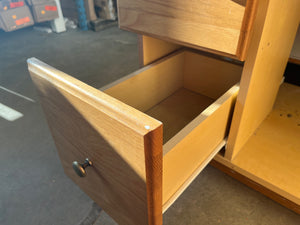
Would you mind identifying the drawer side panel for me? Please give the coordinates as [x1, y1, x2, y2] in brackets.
[163, 85, 239, 211]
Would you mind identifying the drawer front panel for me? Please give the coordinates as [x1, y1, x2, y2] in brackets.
[28, 58, 163, 225]
[119, 0, 251, 56]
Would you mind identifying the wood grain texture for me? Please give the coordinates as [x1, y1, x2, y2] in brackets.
[118, 0, 255, 58]
[139, 35, 181, 66]
[226, 0, 300, 160]
[27, 58, 163, 225]
[144, 126, 163, 225]
[236, 0, 258, 60]
[215, 83, 300, 212]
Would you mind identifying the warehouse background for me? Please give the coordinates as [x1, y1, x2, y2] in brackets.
[0, 0, 117, 32]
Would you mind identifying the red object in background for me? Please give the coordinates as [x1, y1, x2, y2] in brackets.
[45, 5, 57, 11]
[10, 1, 24, 8]
[15, 16, 30, 25]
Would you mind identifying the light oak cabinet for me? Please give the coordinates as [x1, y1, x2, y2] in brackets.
[28, 0, 300, 224]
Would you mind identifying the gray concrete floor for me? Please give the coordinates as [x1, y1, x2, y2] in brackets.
[0, 25, 299, 225]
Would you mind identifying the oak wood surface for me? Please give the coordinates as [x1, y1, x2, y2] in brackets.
[28, 58, 163, 225]
[118, 0, 256, 58]
[144, 126, 163, 225]
[226, 0, 300, 160]
[236, 0, 258, 60]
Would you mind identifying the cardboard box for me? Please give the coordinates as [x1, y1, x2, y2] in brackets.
[0, 5, 34, 31]
[0, 0, 10, 11]
[60, 0, 77, 21]
[31, 0, 58, 23]
[9, 0, 25, 8]
[94, 0, 116, 20]
[0, 0, 24, 11]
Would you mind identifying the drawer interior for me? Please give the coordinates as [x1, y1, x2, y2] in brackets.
[102, 50, 243, 210]
[145, 87, 214, 143]
[103, 50, 242, 144]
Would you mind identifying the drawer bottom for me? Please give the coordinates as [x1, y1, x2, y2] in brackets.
[146, 88, 214, 144]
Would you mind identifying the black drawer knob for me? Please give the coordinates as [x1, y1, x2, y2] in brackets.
[72, 158, 92, 177]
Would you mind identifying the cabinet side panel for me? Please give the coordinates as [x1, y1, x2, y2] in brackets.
[226, 0, 300, 160]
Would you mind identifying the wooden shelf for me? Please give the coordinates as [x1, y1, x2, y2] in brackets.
[215, 83, 300, 208]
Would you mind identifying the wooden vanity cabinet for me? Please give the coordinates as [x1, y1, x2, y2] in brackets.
[28, 0, 300, 224]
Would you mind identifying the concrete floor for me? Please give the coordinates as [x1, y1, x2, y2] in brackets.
[0, 26, 299, 225]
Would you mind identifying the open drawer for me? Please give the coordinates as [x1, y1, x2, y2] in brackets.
[28, 50, 242, 225]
